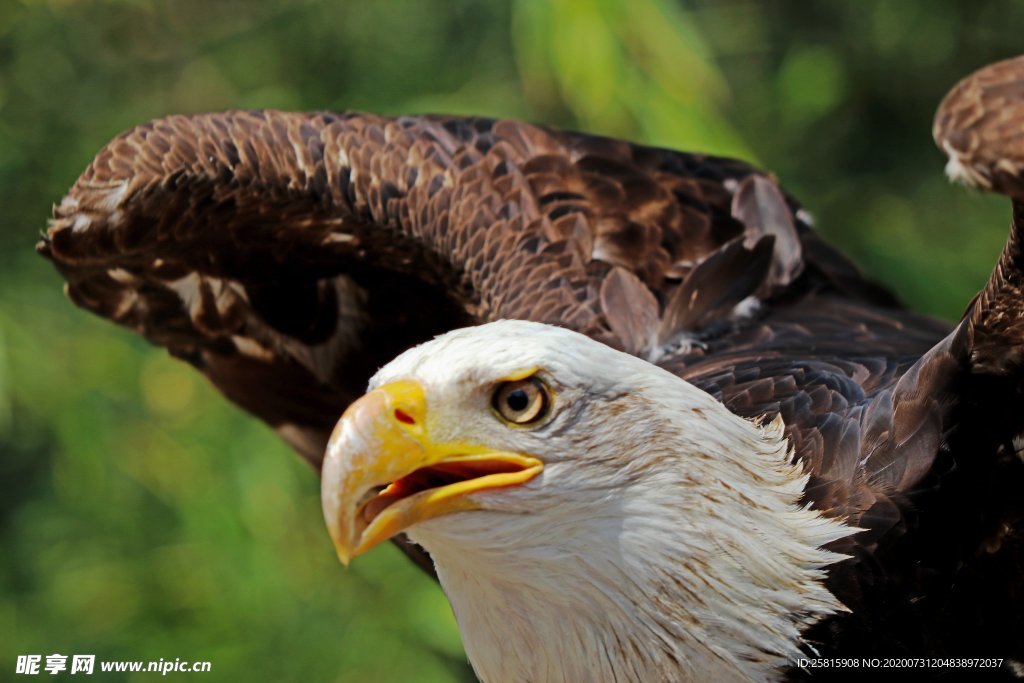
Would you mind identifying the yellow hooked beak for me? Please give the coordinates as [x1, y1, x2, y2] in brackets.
[321, 380, 544, 565]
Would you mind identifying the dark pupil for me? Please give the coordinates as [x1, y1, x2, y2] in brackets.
[506, 388, 530, 412]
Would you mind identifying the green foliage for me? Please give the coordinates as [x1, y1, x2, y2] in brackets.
[2, 1, 1021, 680]
[514, 0, 749, 157]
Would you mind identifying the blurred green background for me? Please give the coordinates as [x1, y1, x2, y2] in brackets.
[2, 0, 1022, 680]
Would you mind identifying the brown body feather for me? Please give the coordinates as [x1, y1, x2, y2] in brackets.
[40, 58, 1024, 670]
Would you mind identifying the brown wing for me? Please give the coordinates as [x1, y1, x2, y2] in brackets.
[39, 109, 964, 523]
[40, 109, 909, 463]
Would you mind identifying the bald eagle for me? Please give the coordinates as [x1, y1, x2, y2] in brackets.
[41, 56, 1024, 679]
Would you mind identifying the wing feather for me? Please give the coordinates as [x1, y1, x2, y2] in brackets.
[39, 109, 955, 557]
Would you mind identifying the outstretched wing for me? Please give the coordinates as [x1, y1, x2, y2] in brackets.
[41, 111, 937, 470]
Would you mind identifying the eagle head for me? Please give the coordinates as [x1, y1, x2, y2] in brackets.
[321, 320, 854, 681]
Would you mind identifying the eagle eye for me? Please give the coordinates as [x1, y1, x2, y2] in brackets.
[492, 377, 551, 425]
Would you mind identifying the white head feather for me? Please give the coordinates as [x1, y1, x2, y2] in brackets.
[370, 320, 855, 682]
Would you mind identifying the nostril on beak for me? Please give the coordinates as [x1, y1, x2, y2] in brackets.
[394, 409, 416, 425]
